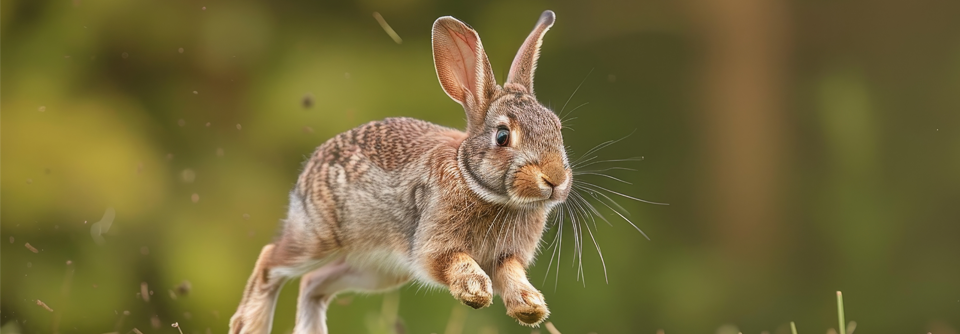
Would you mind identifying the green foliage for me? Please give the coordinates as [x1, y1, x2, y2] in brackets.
[3, 0, 959, 333]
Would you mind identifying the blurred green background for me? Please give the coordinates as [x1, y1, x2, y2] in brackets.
[3, 0, 959, 333]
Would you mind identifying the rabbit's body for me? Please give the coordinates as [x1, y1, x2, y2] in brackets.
[282, 117, 547, 282]
[231, 11, 566, 334]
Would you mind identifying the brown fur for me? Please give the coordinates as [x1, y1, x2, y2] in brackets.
[229, 10, 566, 334]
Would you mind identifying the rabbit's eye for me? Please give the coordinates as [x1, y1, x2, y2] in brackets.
[495, 128, 510, 146]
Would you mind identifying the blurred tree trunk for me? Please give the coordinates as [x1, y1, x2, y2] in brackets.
[688, 0, 791, 263]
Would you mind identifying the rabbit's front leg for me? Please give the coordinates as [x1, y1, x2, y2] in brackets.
[433, 252, 493, 309]
[493, 255, 549, 326]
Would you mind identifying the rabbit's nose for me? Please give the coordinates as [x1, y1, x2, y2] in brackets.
[539, 171, 569, 200]
[537, 175, 555, 198]
[540, 175, 556, 188]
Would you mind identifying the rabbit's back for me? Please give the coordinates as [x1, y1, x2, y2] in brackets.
[288, 117, 462, 262]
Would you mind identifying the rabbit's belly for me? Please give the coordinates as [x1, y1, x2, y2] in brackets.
[343, 248, 417, 281]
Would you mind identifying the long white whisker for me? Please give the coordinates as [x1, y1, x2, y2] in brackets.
[560, 102, 590, 124]
[572, 157, 645, 169]
[575, 185, 651, 240]
[558, 68, 593, 118]
[570, 131, 636, 165]
[574, 183, 632, 216]
[571, 190, 611, 229]
[582, 212, 608, 284]
[542, 210, 562, 287]
[573, 166, 638, 173]
[553, 204, 564, 290]
[574, 181, 669, 206]
[572, 172, 633, 185]
[482, 206, 507, 253]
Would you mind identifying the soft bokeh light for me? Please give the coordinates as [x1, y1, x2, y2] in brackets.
[3, 1, 959, 333]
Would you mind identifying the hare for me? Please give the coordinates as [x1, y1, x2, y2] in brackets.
[229, 10, 568, 334]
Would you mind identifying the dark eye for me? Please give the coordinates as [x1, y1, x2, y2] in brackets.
[495, 128, 510, 146]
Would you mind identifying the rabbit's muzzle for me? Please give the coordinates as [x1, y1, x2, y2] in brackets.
[512, 155, 571, 203]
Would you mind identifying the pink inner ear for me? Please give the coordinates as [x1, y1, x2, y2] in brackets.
[444, 27, 480, 99]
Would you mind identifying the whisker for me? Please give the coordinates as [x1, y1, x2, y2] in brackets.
[570, 131, 636, 165]
[569, 200, 588, 286]
[572, 157, 645, 170]
[574, 183, 632, 216]
[481, 206, 507, 253]
[560, 102, 590, 124]
[542, 210, 563, 287]
[574, 181, 669, 206]
[571, 190, 613, 228]
[574, 185, 651, 240]
[573, 166, 637, 173]
[571, 172, 633, 185]
[569, 191, 601, 236]
[553, 205, 565, 290]
[582, 212, 608, 284]
[558, 68, 594, 118]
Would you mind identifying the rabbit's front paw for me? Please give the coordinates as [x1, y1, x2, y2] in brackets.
[505, 288, 549, 326]
[449, 272, 493, 309]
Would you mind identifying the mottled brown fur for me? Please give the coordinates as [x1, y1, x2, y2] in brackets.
[229, 10, 566, 334]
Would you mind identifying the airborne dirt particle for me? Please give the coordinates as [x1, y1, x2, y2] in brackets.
[36, 300, 54, 312]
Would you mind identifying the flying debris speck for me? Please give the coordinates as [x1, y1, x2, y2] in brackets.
[236, 124, 242, 130]
[122, 52, 129, 59]
[25, 243, 38, 253]
[216, 148, 224, 157]
[201, 6, 206, 10]
[178, 119, 186, 127]
[191, 193, 200, 203]
[90, 207, 116, 245]
[302, 93, 314, 109]
[193, 91, 198, 95]
[178, 47, 184, 54]
[38, 106, 46, 112]
[36, 300, 54, 312]
[176, 280, 192, 296]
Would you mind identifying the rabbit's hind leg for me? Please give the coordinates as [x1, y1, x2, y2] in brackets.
[293, 261, 410, 334]
[229, 243, 294, 334]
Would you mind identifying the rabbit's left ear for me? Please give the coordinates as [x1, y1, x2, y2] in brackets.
[505, 10, 556, 96]
[433, 16, 499, 132]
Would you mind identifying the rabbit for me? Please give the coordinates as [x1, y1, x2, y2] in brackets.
[229, 10, 568, 334]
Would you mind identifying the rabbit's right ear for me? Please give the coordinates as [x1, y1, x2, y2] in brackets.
[433, 16, 499, 131]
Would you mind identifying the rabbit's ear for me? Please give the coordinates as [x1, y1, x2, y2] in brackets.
[505, 10, 555, 96]
[433, 16, 499, 130]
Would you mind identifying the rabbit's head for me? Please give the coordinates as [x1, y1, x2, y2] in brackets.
[433, 11, 570, 209]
